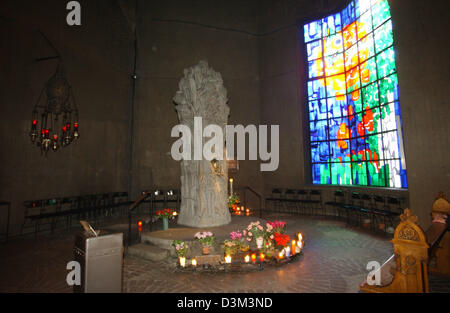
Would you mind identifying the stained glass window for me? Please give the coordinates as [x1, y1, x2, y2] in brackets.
[303, 0, 407, 188]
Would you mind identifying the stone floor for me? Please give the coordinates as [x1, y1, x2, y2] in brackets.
[0, 214, 449, 293]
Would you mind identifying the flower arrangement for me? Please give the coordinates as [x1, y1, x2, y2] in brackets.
[273, 232, 290, 248]
[230, 231, 242, 241]
[228, 230, 250, 251]
[228, 193, 240, 207]
[155, 208, 177, 220]
[172, 240, 189, 257]
[246, 221, 266, 240]
[223, 239, 238, 256]
[262, 238, 275, 257]
[267, 220, 286, 234]
[194, 231, 215, 247]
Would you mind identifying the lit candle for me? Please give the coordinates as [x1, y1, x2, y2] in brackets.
[278, 250, 284, 259]
[241, 206, 244, 212]
[260, 253, 265, 262]
[173, 211, 178, 216]
[251, 253, 257, 262]
[246, 208, 250, 213]
[229, 178, 233, 196]
[192, 258, 197, 267]
[291, 240, 296, 255]
[225, 255, 232, 264]
[298, 233, 303, 242]
[244, 255, 250, 263]
[297, 240, 303, 249]
[179, 257, 186, 267]
[285, 246, 291, 257]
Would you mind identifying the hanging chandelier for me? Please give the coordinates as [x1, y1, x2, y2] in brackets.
[29, 63, 79, 154]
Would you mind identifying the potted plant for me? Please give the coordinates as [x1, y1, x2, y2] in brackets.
[194, 231, 215, 255]
[262, 239, 275, 259]
[172, 240, 189, 266]
[228, 193, 240, 211]
[246, 221, 266, 249]
[223, 239, 238, 256]
[155, 208, 177, 230]
[241, 229, 252, 251]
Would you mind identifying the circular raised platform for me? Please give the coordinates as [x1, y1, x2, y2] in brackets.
[140, 215, 304, 259]
[141, 216, 265, 256]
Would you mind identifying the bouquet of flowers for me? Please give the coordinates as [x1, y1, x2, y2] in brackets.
[229, 230, 249, 251]
[172, 240, 189, 257]
[194, 231, 215, 247]
[155, 208, 177, 220]
[228, 193, 240, 207]
[273, 232, 290, 248]
[245, 221, 266, 240]
[223, 239, 238, 256]
[267, 220, 286, 234]
[230, 231, 242, 241]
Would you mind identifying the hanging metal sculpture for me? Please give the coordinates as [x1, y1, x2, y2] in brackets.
[30, 63, 79, 154]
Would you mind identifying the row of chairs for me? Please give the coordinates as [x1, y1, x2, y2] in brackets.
[266, 189, 323, 215]
[22, 192, 130, 236]
[325, 190, 405, 232]
[265, 188, 406, 233]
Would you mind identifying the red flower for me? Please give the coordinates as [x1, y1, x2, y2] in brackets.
[273, 232, 290, 247]
[155, 208, 174, 218]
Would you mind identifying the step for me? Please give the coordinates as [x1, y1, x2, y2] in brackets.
[127, 243, 169, 262]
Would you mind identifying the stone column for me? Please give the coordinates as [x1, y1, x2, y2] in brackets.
[173, 61, 231, 227]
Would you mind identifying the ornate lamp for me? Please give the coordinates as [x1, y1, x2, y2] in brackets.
[211, 158, 223, 175]
[30, 63, 79, 154]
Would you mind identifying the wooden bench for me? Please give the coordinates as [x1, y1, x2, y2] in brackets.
[359, 192, 449, 293]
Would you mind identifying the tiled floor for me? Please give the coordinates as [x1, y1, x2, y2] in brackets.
[0, 214, 449, 293]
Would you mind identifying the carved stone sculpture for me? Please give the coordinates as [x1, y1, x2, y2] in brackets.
[173, 61, 231, 227]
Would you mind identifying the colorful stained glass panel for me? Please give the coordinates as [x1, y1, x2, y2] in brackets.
[322, 13, 342, 37]
[374, 20, 393, 53]
[358, 32, 375, 63]
[308, 59, 324, 78]
[304, 20, 322, 43]
[323, 32, 344, 56]
[324, 53, 345, 76]
[308, 79, 326, 100]
[372, 0, 390, 29]
[304, 0, 406, 188]
[309, 99, 328, 121]
[307, 40, 323, 61]
[376, 46, 396, 78]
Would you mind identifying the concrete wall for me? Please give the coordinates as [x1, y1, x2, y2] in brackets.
[1, 0, 448, 234]
[0, 0, 264, 234]
[0, 0, 134, 235]
[130, 0, 263, 200]
[257, 0, 450, 228]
